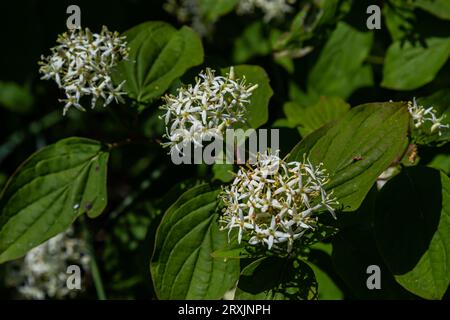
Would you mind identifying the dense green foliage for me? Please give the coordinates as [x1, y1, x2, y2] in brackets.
[0, 0, 449, 300]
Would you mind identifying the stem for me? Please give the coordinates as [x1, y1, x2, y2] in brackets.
[89, 252, 107, 300]
[392, 143, 415, 165]
[81, 220, 107, 300]
[366, 55, 385, 65]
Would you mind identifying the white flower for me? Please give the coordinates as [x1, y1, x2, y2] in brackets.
[160, 67, 258, 154]
[219, 151, 338, 252]
[5, 227, 91, 300]
[408, 98, 449, 136]
[377, 166, 400, 190]
[39, 26, 129, 115]
[237, 0, 297, 21]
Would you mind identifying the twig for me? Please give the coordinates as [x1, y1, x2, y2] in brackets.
[81, 219, 107, 300]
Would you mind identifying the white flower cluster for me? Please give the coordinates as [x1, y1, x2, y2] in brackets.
[160, 67, 258, 154]
[237, 0, 297, 21]
[408, 98, 449, 136]
[5, 228, 90, 300]
[220, 151, 338, 252]
[39, 26, 129, 115]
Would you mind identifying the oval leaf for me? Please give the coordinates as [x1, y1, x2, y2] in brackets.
[284, 96, 350, 136]
[199, 0, 238, 22]
[288, 102, 410, 211]
[374, 166, 450, 299]
[151, 184, 239, 299]
[0, 137, 109, 264]
[414, 0, 450, 20]
[114, 21, 204, 104]
[382, 38, 450, 90]
[307, 22, 374, 99]
[428, 154, 450, 174]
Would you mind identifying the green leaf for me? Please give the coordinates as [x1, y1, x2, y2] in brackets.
[374, 166, 450, 299]
[288, 82, 317, 107]
[235, 257, 318, 300]
[284, 96, 350, 136]
[222, 65, 273, 129]
[306, 246, 344, 300]
[383, 0, 416, 41]
[302, 223, 339, 247]
[414, 0, 450, 20]
[212, 163, 234, 183]
[310, 264, 343, 300]
[428, 154, 450, 174]
[0, 137, 109, 264]
[198, 0, 238, 22]
[209, 227, 250, 260]
[307, 22, 373, 99]
[151, 184, 239, 299]
[288, 102, 410, 211]
[211, 247, 250, 260]
[232, 22, 271, 64]
[274, 0, 350, 56]
[382, 38, 450, 90]
[271, 118, 295, 128]
[0, 81, 34, 114]
[114, 21, 204, 105]
[316, 0, 352, 27]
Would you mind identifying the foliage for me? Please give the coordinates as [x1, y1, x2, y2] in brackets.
[1, 0, 450, 300]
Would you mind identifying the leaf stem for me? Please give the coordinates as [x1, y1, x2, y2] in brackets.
[89, 251, 107, 300]
[81, 220, 107, 300]
[366, 55, 385, 65]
